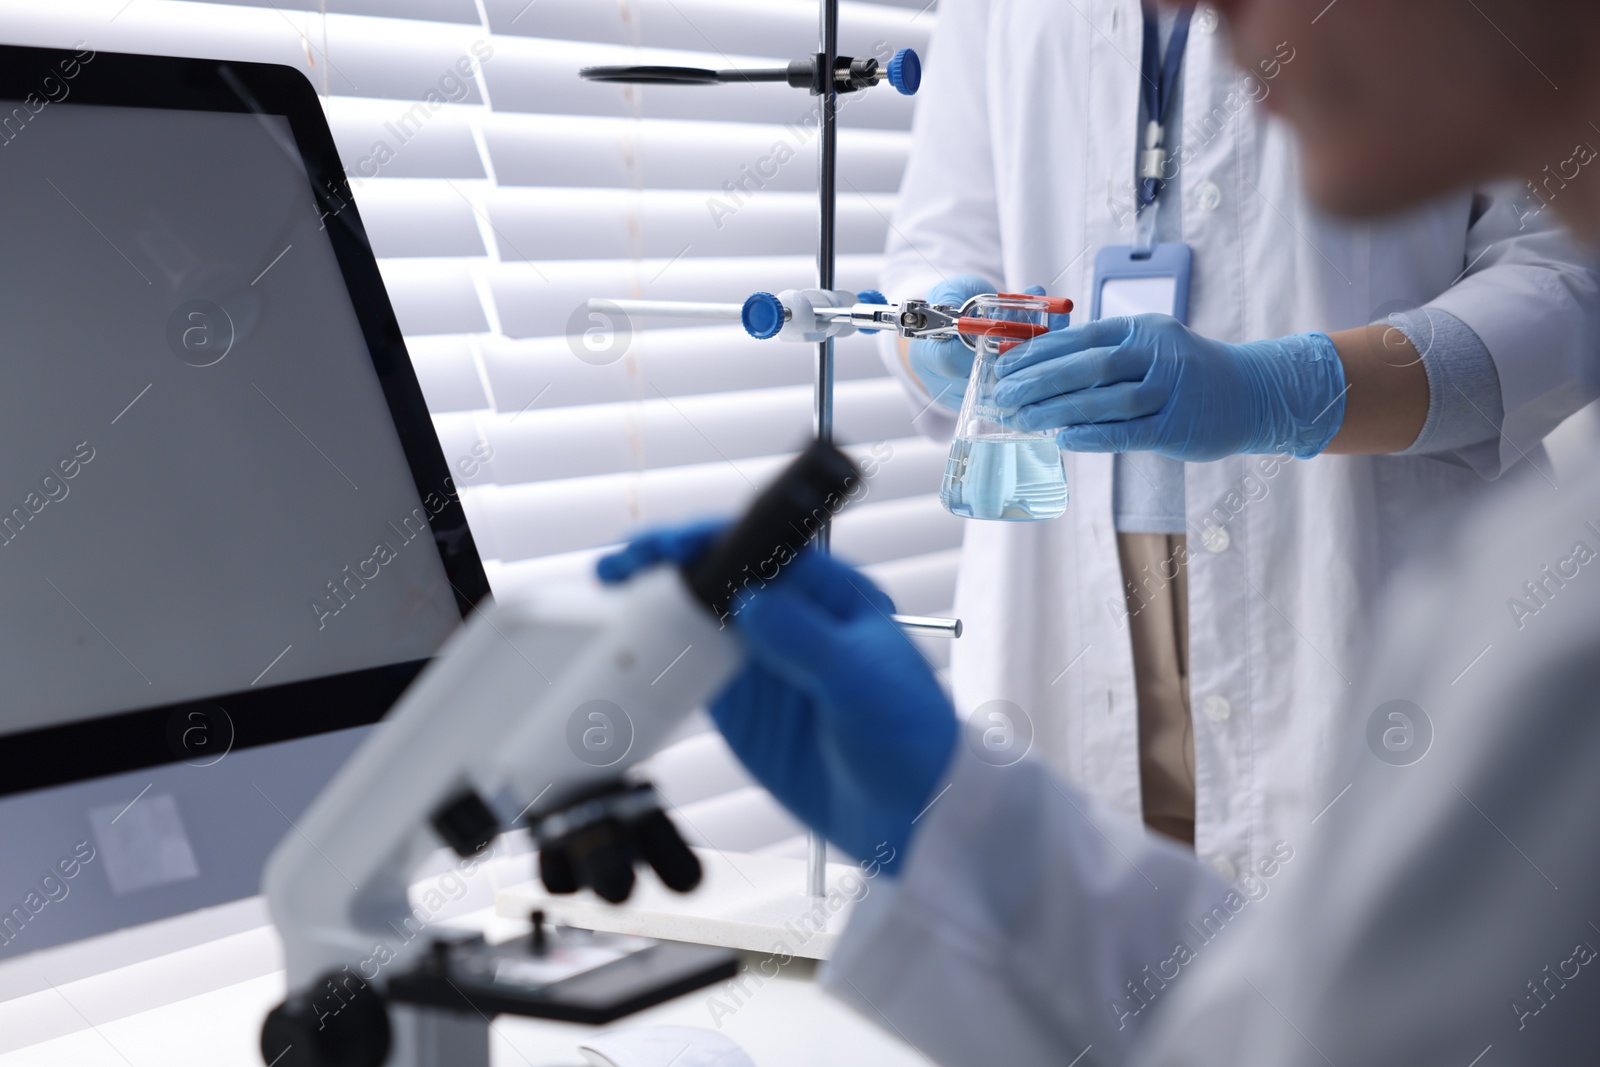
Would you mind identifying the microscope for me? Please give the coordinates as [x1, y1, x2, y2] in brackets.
[259, 441, 860, 1067]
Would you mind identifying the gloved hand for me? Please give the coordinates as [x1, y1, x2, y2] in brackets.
[907, 275, 994, 412]
[599, 525, 958, 874]
[908, 278, 1068, 412]
[991, 314, 1348, 461]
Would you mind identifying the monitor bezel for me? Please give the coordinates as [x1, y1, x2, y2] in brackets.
[0, 44, 494, 797]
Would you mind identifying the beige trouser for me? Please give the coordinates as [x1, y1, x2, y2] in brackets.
[1117, 532, 1196, 846]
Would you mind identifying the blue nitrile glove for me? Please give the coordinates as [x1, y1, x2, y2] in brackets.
[991, 314, 1348, 461]
[908, 278, 1069, 412]
[907, 275, 994, 412]
[598, 525, 958, 875]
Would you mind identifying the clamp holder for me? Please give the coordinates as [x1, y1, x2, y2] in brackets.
[581, 47, 920, 97]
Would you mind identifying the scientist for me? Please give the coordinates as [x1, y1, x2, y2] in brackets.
[601, 0, 1600, 1062]
[878, 0, 1600, 873]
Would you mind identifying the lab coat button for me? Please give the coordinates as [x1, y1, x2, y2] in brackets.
[1195, 179, 1223, 212]
[1200, 524, 1231, 553]
[1203, 695, 1232, 723]
[1195, 6, 1219, 34]
[1210, 855, 1237, 881]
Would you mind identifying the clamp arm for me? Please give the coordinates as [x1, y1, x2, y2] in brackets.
[588, 291, 1072, 350]
[580, 48, 920, 96]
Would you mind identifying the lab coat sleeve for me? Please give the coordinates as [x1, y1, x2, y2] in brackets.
[1128, 469, 1600, 1066]
[1392, 307, 1504, 457]
[1420, 180, 1600, 476]
[874, 0, 1005, 442]
[821, 738, 1232, 1067]
[826, 473, 1600, 1067]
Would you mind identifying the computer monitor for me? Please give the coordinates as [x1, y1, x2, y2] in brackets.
[0, 45, 491, 962]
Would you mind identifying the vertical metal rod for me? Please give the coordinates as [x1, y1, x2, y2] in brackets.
[806, 0, 840, 901]
[807, 832, 827, 900]
[815, 0, 839, 453]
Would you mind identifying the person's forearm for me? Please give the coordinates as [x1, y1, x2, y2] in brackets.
[824, 746, 1235, 1067]
[1322, 323, 1429, 453]
[930, 314, 1430, 455]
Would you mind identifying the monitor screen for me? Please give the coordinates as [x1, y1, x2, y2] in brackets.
[0, 46, 491, 966]
[0, 101, 461, 735]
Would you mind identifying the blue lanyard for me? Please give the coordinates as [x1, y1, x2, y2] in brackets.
[1136, 1, 1195, 214]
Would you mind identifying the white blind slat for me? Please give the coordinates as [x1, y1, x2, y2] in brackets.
[356, 186, 487, 258]
[11, 3, 492, 102]
[328, 110, 487, 181]
[406, 337, 490, 414]
[483, 114, 908, 191]
[471, 439, 946, 561]
[862, 549, 961, 619]
[830, 494, 964, 566]
[478, 487, 959, 597]
[485, 189, 894, 261]
[213, 0, 482, 23]
[377, 260, 490, 335]
[442, 378, 914, 487]
[481, 0, 932, 58]
[487, 254, 888, 338]
[476, 326, 887, 412]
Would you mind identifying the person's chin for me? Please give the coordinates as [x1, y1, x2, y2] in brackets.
[1300, 152, 1437, 221]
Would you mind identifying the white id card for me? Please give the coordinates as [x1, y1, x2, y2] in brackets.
[1090, 243, 1194, 324]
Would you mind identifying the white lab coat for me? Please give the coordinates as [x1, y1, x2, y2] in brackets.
[821, 461, 1600, 1066]
[879, 0, 1600, 879]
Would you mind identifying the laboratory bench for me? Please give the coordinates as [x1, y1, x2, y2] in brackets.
[0, 896, 923, 1067]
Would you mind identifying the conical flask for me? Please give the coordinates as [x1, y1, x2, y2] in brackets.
[939, 294, 1069, 521]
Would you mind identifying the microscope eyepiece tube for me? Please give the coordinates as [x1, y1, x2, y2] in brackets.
[683, 439, 861, 622]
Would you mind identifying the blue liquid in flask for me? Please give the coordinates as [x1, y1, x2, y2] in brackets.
[940, 435, 1069, 521]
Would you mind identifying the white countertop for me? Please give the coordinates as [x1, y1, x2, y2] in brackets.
[0, 904, 925, 1067]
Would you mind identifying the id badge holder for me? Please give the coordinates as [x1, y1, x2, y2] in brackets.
[1089, 242, 1194, 325]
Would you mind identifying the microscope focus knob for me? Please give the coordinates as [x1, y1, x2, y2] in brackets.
[261, 971, 392, 1067]
[430, 787, 499, 858]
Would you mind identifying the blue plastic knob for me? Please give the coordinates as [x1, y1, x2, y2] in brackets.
[741, 292, 785, 340]
[886, 49, 920, 96]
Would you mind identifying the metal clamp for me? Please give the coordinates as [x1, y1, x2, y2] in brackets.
[579, 48, 920, 97]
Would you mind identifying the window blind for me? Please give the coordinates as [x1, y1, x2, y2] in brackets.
[12, 0, 953, 860]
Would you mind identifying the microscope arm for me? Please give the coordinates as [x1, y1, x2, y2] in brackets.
[261, 569, 740, 991]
